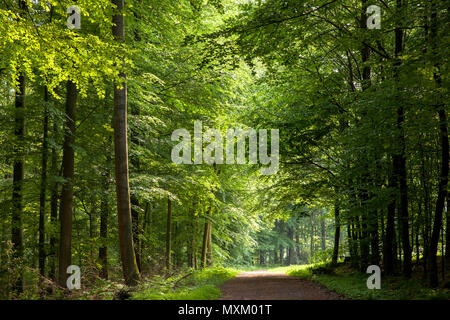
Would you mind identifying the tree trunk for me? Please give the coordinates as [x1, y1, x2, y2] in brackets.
[57, 80, 77, 287]
[11, 73, 25, 293]
[131, 195, 141, 272]
[310, 212, 314, 260]
[393, 0, 412, 278]
[112, 0, 140, 286]
[99, 152, 110, 279]
[201, 206, 211, 268]
[38, 87, 49, 278]
[370, 210, 380, 265]
[99, 194, 109, 279]
[428, 0, 449, 288]
[188, 204, 196, 268]
[207, 222, 213, 266]
[320, 216, 326, 251]
[295, 228, 301, 263]
[48, 119, 59, 282]
[279, 247, 284, 265]
[446, 195, 450, 266]
[165, 198, 172, 270]
[332, 205, 340, 265]
[288, 226, 295, 265]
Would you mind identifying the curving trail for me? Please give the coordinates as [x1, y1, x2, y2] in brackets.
[219, 270, 347, 300]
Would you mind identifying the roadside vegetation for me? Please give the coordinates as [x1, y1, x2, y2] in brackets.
[131, 267, 238, 300]
[279, 261, 450, 300]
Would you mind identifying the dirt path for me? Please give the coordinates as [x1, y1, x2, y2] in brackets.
[219, 270, 346, 300]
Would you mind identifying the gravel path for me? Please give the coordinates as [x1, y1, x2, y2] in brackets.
[219, 270, 347, 300]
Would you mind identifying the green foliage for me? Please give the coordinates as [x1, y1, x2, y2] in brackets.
[0, 0, 449, 299]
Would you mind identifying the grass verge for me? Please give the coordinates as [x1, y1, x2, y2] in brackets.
[132, 267, 239, 300]
[284, 263, 450, 300]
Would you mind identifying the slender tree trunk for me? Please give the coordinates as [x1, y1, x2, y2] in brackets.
[417, 201, 422, 264]
[392, 0, 412, 278]
[288, 226, 295, 265]
[188, 204, 196, 268]
[112, 0, 140, 286]
[201, 206, 211, 268]
[279, 247, 284, 265]
[99, 149, 110, 279]
[310, 212, 314, 261]
[428, 0, 449, 288]
[131, 195, 141, 271]
[207, 222, 213, 266]
[99, 193, 109, 279]
[88, 198, 95, 260]
[360, 213, 370, 271]
[11, 73, 25, 293]
[57, 80, 77, 287]
[48, 119, 59, 282]
[320, 216, 326, 251]
[347, 223, 357, 267]
[295, 228, 301, 263]
[38, 87, 50, 278]
[359, 0, 372, 269]
[371, 210, 380, 265]
[165, 198, 172, 270]
[421, 149, 431, 278]
[332, 205, 340, 265]
[446, 195, 450, 266]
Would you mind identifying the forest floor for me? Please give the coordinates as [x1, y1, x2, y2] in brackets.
[219, 270, 346, 300]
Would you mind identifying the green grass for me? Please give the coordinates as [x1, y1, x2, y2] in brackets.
[266, 264, 314, 274]
[132, 267, 239, 300]
[285, 263, 450, 300]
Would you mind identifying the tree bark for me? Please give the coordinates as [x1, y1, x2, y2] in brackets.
[131, 195, 141, 271]
[310, 212, 314, 260]
[288, 226, 295, 265]
[332, 205, 340, 265]
[188, 204, 196, 268]
[112, 0, 140, 286]
[393, 0, 412, 278]
[57, 80, 77, 287]
[428, 0, 449, 288]
[446, 195, 450, 266]
[385, 166, 397, 275]
[201, 206, 211, 268]
[38, 87, 49, 278]
[48, 119, 59, 282]
[11, 73, 25, 293]
[207, 222, 213, 266]
[320, 216, 326, 251]
[165, 198, 172, 270]
[295, 228, 301, 263]
[99, 157, 110, 279]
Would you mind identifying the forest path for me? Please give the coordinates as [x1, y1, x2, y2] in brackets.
[219, 270, 346, 300]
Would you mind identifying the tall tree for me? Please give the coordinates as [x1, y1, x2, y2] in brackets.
[332, 205, 340, 265]
[11, 73, 25, 294]
[112, 0, 140, 286]
[428, 0, 448, 287]
[58, 80, 77, 287]
[38, 87, 49, 278]
[393, 0, 412, 278]
[165, 198, 172, 270]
